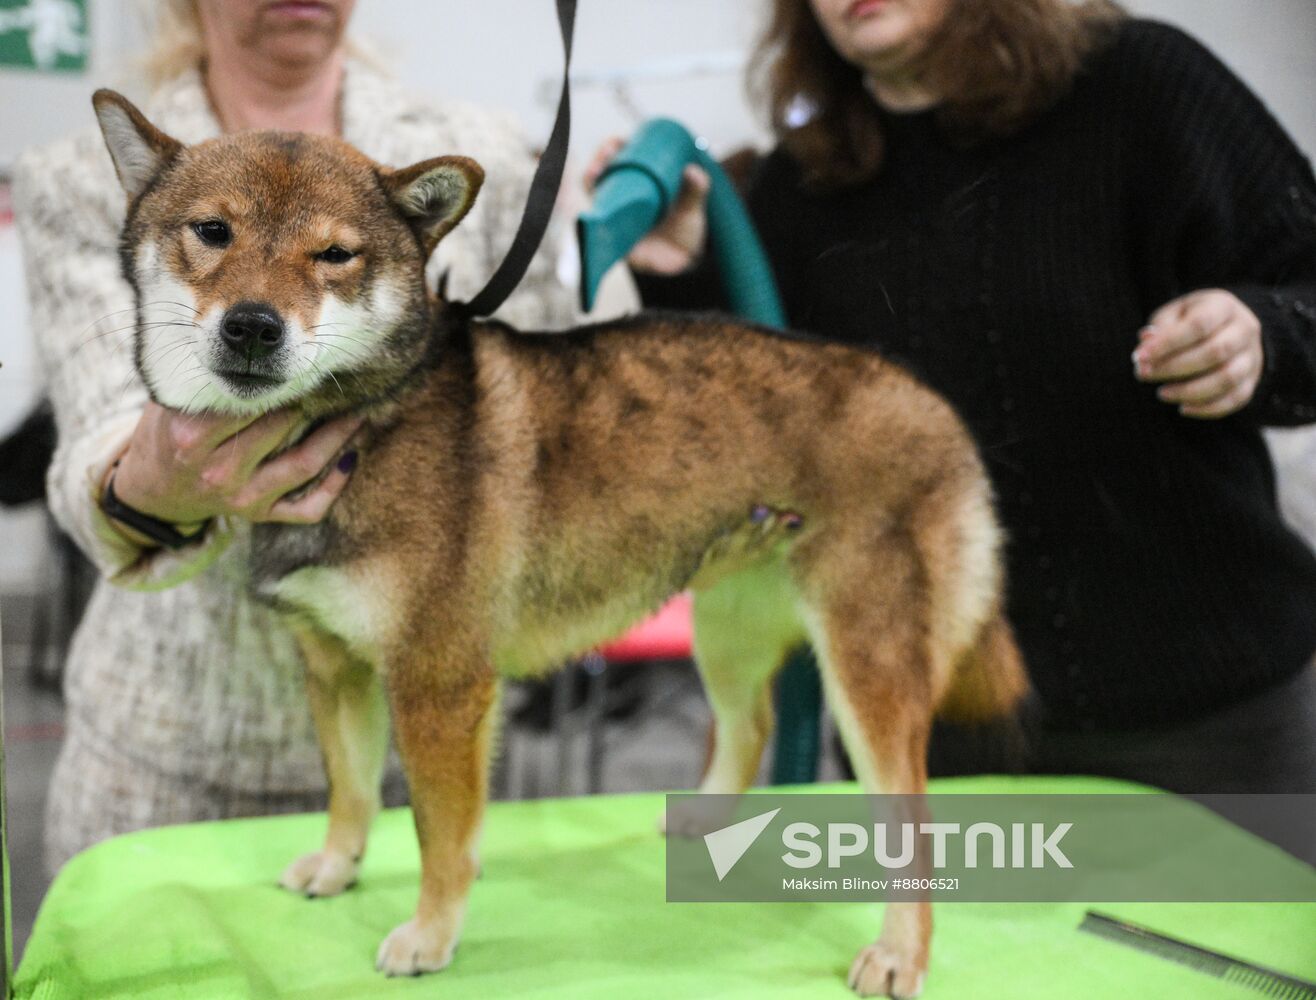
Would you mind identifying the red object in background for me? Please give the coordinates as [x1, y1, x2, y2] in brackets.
[597, 593, 693, 662]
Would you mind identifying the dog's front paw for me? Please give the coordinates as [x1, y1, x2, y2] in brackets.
[847, 943, 926, 998]
[278, 850, 359, 897]
[375, 918, 457, 976]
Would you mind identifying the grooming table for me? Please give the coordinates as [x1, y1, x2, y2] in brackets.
[15, 777, 1316, 999]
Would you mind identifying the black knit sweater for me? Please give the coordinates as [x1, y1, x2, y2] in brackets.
[640, 20, 1316, 731]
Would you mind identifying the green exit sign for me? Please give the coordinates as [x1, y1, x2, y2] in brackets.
[0, 0, 88, 73]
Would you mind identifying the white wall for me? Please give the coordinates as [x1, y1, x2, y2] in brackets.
[2, 0, 1314, 592]
[353, 0, 770, 163]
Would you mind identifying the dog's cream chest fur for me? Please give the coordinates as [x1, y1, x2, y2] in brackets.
[269, 564, 397, 663]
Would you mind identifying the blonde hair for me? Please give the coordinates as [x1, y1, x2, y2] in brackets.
[138, 0, 205, 88]
[135, 0, 379, 89]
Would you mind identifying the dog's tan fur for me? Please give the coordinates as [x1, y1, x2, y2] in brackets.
[94, 89, 1026, 998]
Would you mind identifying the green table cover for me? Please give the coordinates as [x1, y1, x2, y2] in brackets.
[15, 777, 1316, 999]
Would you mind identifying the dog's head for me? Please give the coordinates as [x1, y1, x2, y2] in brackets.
[92, 88, 483, 416]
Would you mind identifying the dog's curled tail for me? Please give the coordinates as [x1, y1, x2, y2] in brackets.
[936, 613, 1030, 723]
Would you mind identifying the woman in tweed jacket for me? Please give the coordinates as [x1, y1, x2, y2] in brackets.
[13, 0, 576, 871]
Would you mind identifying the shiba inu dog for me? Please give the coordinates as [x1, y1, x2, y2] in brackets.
[93, 87, 1026, 998]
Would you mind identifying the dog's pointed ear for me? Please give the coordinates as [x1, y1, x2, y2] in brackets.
[92, 89, 183, 200]
[381, 156, 484, 256]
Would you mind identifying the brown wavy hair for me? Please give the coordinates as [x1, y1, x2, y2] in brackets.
[752, 0, 1126, 191]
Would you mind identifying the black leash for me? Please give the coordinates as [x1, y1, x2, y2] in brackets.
[463, 0, 578, 318]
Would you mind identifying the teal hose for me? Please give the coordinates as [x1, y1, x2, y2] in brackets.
[578, 119, 784, 327]
[578, 119, 822, 785]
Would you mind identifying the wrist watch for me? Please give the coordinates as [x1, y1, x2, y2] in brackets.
[99, 466, 209, 550]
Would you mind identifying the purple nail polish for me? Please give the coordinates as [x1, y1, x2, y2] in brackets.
[337, 450, 358, 474]
[750, 504, 771, 524]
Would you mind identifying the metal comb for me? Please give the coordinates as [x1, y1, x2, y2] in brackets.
[1080, 911, 1316, 999]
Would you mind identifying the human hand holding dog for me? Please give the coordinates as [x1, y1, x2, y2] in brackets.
[583, 136, 711, 275]
[1133, 289, 1264, 418]
[107, 403, 364, 535]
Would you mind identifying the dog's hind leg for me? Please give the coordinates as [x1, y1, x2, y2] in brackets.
[797, 532, 943, 1000]
[663, 563, 805, 835]
[375, 657, 499, 976]
[279, 624, 390, 897]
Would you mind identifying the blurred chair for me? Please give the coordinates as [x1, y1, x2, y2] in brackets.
[558, 595, 823, 794]
[560, 594, 695, 794]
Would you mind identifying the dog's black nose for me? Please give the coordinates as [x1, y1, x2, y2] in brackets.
[220, 302, 285, 360]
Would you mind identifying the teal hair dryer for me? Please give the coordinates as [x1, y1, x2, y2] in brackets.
[577, 119, 820, 785]
[577, 118, 785, 328]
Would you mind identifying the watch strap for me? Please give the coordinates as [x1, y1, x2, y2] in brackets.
[100, 469, 208, 550]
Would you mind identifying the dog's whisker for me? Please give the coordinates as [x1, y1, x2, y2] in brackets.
[81, 304, 189, 329]
[179, 381, 212, 419]
[311, 341, 370, 368]
[310, 332, 358, 344]
[159, 343, 202, 380]
[75, 321, 187, 347]
[72, 320, 202, 359]
[140, 318, 202, 329]
[314, 348, 368, 366]
[313, 333, 370, 354]
[72, 329, 137, 359]
[78, 304, 198, 338]
[147, 299, 202, 316]
[312, 331, 363, 342]
[141, 338, 198, 364]
[307, 355, 347, 400]
[312, 329, 370, 346]
[140, 305, 201, 320]
[115, 370, 145, 403]
[75, 308, 145, 340]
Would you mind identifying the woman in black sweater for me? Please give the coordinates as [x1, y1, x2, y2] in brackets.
[610, 0, 1316, 795]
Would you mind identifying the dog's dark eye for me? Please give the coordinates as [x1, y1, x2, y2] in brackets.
[315, 245, 357, 264]
[192, 220, 231, 247]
